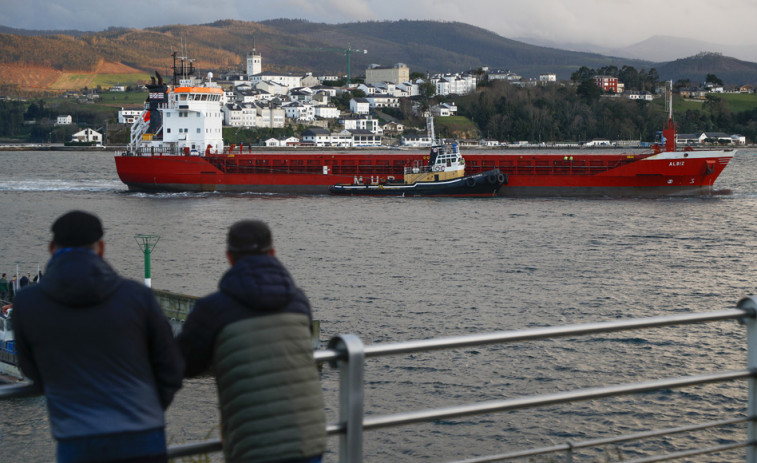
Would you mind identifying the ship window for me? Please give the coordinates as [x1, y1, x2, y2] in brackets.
[197, 128, 201, 133]
[167, 128, 171, 133]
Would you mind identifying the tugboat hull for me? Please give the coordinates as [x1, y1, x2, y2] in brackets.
[329, 169, 506, 197]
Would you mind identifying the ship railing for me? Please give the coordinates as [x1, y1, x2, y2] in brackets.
[128, 111, 150, 152]
[404, 165, 433, 175]
[3, 298, 757, 462]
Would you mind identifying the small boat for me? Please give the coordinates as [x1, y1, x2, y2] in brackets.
[0, 304, 22, 380]
[329, 142, 506, 197]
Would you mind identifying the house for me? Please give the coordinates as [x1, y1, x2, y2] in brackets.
[254, 80, 290, 96]
[118, 108, 143, 124]
[349, 98, 371, 115]
[56, 115, 72, 125]
[249, 72, 302, 91]
[431, 73, 476, 95]
[402, 134, 434, 147]
[349, 129, 382, 147]
[301, 127, 332, 146]
[594, 75, 618, 93]
[282, 102, 315, 122]
[430, 103, 458, 117]
[626, 91, 654, 101]
[539, 74, 557, 83]
[382, 121, 404, 134]
[487, 69, 521, 82]
[365, 93, 399, 109]
[264, 137, 300, 147]
[678, 131, 746, 145]
[314, 105, 340, 119]
[71, 128, 102, 144]
[223, 103, 258, 127]
[341, 116, 382, 134]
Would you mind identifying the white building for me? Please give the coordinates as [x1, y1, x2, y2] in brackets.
[430, 103, 457, 117]
[342, 116, 382, 134]
[264, 136, 300, 147]
[432, 74, 476, 95]
[246, 48, 262, 76]
[282, 102, 315, 122]
[402, 134, 434, 147]
[118, 108, 143, 124]
[302, 127, 332, 146]
[56, 115, 72, 125]
[539, 73, 557, 83]
[365, 93, 399, 109]
[349, 98, 371, 114]
[250, 72, 302, 91]
[71, 128, 102, 144]
[223, 103, 258, 127]
[365, 63, 410, 85]
[254, 80, 290, 96]
[314, 105, 340, 119]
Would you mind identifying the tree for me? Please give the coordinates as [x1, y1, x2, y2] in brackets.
[577, 79, 601, 103]
[571, 66, 594, 82]
[706, 74, 724, 86]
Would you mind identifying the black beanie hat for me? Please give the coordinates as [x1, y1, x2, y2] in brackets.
[52, 211, 104, 247]
[227, 220, 273, 254]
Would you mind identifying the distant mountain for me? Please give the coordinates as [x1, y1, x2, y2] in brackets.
[656, 52, 757, 85]
[1, 19, 756, 93]
[516, 34, 757, 66]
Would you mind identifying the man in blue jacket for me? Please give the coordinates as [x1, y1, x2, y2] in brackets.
[13, 210, 184, 463]
[177, 220, 326, 463]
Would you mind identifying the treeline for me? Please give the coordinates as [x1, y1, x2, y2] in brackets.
[454, 80, 757, 143]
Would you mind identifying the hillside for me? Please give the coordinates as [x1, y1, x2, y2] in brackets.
[1, 20, 756, 94]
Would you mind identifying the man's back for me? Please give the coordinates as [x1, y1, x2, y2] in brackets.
[14, 247, 183, 445]
[178, 252, 327, 463]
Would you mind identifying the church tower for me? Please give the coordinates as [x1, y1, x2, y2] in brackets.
[246, 39, 262, 76]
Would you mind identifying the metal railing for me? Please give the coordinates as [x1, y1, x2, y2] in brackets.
[3, 298, 757, 462]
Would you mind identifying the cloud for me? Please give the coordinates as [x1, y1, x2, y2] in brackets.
[2, 0, 757, 50]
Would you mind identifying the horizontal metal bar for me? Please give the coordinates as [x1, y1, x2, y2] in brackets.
[362, 369, 754, 430]
[448, 417, 751, 463]
[0, 382, 38, 399]
[622, 440, 754, 463]
[362, 309, 751, 358]
[167, 439, 223, 459]
[572, 416, 750, 449]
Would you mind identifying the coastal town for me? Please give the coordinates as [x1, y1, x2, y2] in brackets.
[43, 46, 747, 149]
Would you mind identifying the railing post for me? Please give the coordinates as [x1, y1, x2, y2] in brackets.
[738, 296, 757, 463]
[328, 334, 365, 463]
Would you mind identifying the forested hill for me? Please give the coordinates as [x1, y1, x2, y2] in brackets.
[2, 19, 757, 93]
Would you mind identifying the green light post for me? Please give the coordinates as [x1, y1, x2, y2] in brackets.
[134, 234, 160, 288]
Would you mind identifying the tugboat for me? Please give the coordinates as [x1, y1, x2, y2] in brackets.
[329, 141, 506, 197]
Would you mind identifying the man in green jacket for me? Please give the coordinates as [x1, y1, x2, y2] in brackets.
[177, 220, 326, 463]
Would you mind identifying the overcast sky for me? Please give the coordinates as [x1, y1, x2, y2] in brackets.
[2, 0, 754, 49]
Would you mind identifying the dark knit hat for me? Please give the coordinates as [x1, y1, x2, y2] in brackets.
[227, 220, 273, 254]
[52, 211, 104, 247]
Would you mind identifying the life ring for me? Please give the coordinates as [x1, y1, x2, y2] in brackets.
[1, 304, 11, 316]
[465, 177, 477, 187]
[497, 173, 506, 184]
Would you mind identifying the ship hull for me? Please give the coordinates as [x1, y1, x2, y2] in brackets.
[114, 149, 734, 197]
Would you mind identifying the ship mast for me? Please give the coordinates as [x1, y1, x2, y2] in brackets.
[662, 80, 677, 152]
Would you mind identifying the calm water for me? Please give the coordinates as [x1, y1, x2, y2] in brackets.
[2, 149, 757, 462]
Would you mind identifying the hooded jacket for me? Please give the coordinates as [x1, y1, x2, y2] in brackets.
[177, 254, 326, 463]
[13, 248, 183, 440]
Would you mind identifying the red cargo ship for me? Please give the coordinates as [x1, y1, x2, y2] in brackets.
[115, 66, 734, 196]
